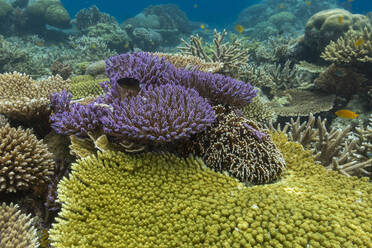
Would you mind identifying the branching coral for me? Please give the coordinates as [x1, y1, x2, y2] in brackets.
[178, 29, 249, 77]
[0, 203, 39, 248]
[153, 52, 223, 73]
[0, 124, 55, 193]
[271, 113, 371, 177]
[49, 137, 372, 247]
[321, 26, 372, 64]
[105, 52, 257, 108]
[190, 105, 285, 185]
[0, 72, 69, 120]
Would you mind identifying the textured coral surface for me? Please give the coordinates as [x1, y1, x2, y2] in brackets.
[50, 132, 372, 248]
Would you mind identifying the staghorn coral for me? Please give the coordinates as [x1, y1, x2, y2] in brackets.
[314, 63, 368, 97]
[0, 202, 39, 248]
[154, 52, 223, 73]
[105, 52, 257, 108]
[178, 29, 249, 77]
[321, 26, 372, 64]
[190, 105, 285, 185]
[0, 124, 54, 193]
[271, 113, 371, 177]
[50, 136, 372, 248]
[0, 72, 69, 120]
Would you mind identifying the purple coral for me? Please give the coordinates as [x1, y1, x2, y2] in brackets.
[105, 52, 257, 107]
[50, 91, 107, 137]
[101, 84, 215, 144]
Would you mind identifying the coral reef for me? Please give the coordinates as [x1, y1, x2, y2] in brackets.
[0, 124, 54, 193]
[272, 113, 372, 177]
[314, 63, 368, 97]
[122, 4, 192, 50]
[190, 105, 285, 185]
[25, 0, 71, 29]
[105, 52, 257, 108]
[49, 135, 372, 247]
[178, 29, 249, 77]
[321, 26, 372, 64]
[0, 113, 7, 126]
[269, 89, 335, 117]
[72, 5, 116, 32]
[50, 60, 73, 80]
[241, 96, 277, 124]
[154, 52, 223, 73]
[69, 76, 105, 100]
[85, 60, 106, 77]
[0, 72, 69, 120]
[0, 202, 39, 248]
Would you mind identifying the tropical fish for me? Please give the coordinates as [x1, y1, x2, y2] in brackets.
[117, 77, 142, 92]
[235, 24, 244, 33]
[335, 109, 358, 119]
[91, 43, 97, 49]
[200, 24, 205, 29]
[36, 41, 44, 47]
[338, 16, 344, 24]
[305, 1, 311, 6]
[279, 3, 284, 9]
[354, 39, 365, 47]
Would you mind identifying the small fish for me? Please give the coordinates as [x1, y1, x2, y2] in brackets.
[193, 3, 198, 8]
[123, 42, 129, 48]
[36, 41, 44, 47]
[354, 38, 365, 47]
[279, 3, 284, 9]
[338, 16, 344, 24]
[335, 109, 358, 119]
[293, 31, 297, 35]
[200, 24, 205, 29]
[305, 1, 311, 6]
[91, 43, 97, 49]
[116, 77, 142, 98]
[235, 24, 244, 33]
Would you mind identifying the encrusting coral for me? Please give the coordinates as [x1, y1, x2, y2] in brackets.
[0, 124, 54, 193]
[321, 26, 372, 64]
[0, 72, 69, 120]
[0, 202, 39, 248]
[189, 105, 285, 185]
[49, 133, 372, 248]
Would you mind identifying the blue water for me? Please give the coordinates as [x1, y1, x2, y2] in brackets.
[61, 0, 261, 27]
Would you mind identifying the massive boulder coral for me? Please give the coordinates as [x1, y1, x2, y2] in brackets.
[300, 8, 369, 59]
[0, 124, 54, 193]
[26, 0, 71, 29]
[49, 134, 372, 247]
[0, 72, 69, 120]
[0, 203, 39, 248]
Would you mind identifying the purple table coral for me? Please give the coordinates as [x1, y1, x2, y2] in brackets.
[105, 52, 257, 107]
[101, 84, 215, 144]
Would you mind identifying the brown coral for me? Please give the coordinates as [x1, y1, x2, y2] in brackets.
[190, 105, 285, 184]
[0, 124, 54, 193]
[178, 29, 249, 77]
[0, 72, 69, 120]
[321, 26, 372, 64]
[314, 63, 368, 97]
[154, 52, 223, 73]
[0, 202, 39, 248]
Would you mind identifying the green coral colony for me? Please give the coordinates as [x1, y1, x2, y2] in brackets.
[0, 0, 371, 248]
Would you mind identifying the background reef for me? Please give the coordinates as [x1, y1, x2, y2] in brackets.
[0, 0, 372, 247]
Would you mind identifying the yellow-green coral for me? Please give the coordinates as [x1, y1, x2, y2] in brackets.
[69, 75, 106, 100]
[50, 134, 372, 248]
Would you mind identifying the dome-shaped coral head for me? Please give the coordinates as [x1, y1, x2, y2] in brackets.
[101, 83, 215, 145]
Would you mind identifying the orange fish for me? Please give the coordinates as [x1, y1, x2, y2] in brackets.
[305, 1, 311, 6]
[335, 109, 358, 119]
[338, 16, 344, 24]
[354, 39, 364, 47]
[235, 24, 244, 33]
